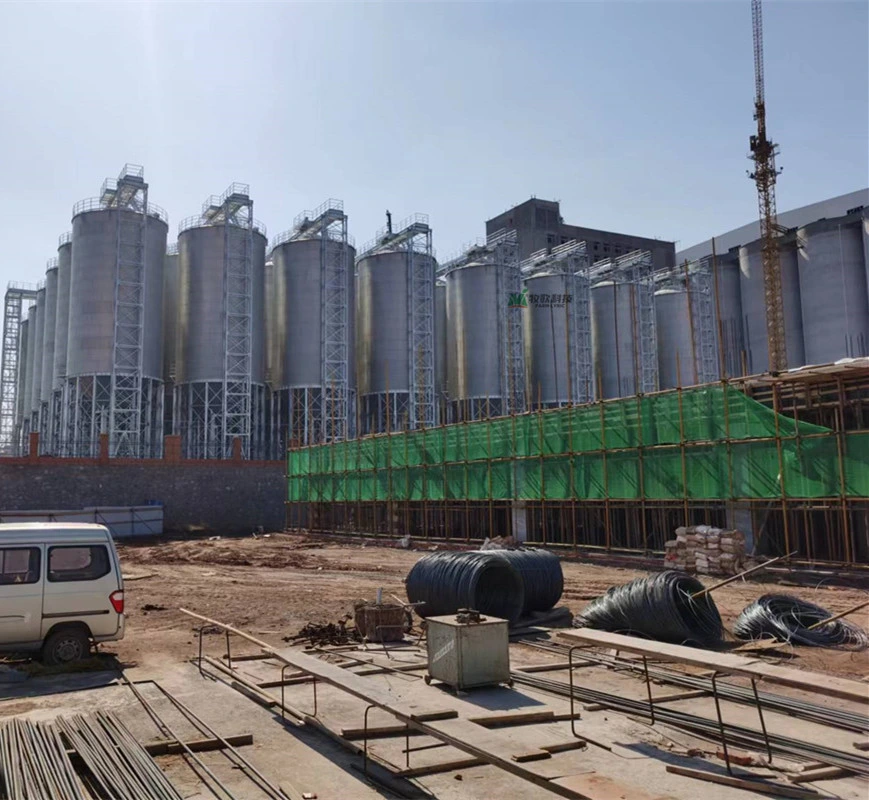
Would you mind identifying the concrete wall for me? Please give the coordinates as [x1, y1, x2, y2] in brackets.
[0, 434, 285, 534]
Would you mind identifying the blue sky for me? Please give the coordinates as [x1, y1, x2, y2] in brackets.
[1, 0, 866, 290]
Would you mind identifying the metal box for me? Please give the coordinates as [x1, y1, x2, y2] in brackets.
[425, 614, 510, 690]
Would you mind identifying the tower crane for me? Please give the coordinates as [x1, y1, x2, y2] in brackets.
[748, 0, 787, 373]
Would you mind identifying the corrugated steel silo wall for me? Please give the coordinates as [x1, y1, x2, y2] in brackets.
[22, 305, 36, 418]
[446, 263, 502, 405]
[356, 251, 412, 395]
[53, 241, 72, 390]
[177, 224, 266, 385]
[41, 268, 58, 405]
[524, 273, 572, 405]
[68, 209, 167, 379]
[435, 280, 446, 408]
[591, 282, 639, 399]
[163, 251, 179, 383]
[738, 238, 804, 373]
[656, 289, 694, 389]
[16, 319, 29, 425]
[797, 217, 869, 363]
[711, 253, 744, 378]
[31, 289, 45, 412]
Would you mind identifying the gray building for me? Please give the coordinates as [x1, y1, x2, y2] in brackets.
[677, 188, 868, 263]
[485, 198, 675, 271]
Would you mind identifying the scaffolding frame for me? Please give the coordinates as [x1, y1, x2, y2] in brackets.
[590, 250, 658, 394]
[521, 240, 593, 405]
[359, 214, 435, 432]
[0, 282, 37, 455]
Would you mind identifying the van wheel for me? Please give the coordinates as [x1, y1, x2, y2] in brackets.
[42, 627, 91, 666]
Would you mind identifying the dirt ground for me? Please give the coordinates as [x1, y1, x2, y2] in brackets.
[113, 532, 869, 680]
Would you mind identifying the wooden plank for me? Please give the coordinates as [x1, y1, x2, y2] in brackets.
[560, 629, 869, 704]
[541, 740, 588, 754]
[666, 765, 820, 799]
[467, 710, 556, 728]
[552, 772, 675, 800]
[398, 757, 486, 778]
[181, 608, 597, 800]
[341, 724, 419, 741]
[512, 749, 552, 763]
[790, 766, 853, 784]
[144, 734, 253, 756]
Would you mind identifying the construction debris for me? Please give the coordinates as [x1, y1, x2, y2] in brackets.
[285, 617, 361, 647]
[665, 525, 749, 576]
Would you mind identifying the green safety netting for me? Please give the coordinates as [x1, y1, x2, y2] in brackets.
[287, 385, 869, 503]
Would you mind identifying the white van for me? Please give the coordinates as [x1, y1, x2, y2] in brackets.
[0, 523, 125, 664]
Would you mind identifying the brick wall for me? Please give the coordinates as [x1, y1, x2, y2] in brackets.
[0, 434, 285, 534]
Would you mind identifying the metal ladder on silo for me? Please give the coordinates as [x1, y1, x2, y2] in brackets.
[567, 247, 593, 404]
[108, 165, 147, 458]
[689, 265, 719, 384]
[406, 218, 436, 429]
[318, 201, 349, 442]
[496, 231, 525, 414]
[0, 283, 38, 455]
[219, 185, 254, 459]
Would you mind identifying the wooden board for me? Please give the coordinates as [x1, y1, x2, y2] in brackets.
[560, 629, 868, 704]
[666, 765, 820, 799]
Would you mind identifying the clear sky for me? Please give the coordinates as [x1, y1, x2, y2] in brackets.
[1, 0, 866, 291]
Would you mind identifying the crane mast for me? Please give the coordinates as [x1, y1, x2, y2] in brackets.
[748, 0, 787, 373]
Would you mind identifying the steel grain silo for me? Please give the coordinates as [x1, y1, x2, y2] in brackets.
[797, 214, 869, 363]
[269, 201, 356, 448]
[16, 317, 30, 444]
[442, 231, 524, 422]
[356, 214, 436, 433]
[655, 289, 695, 389]
[52, 232, 72, 452]
[40, 262, 59, 450]
[176, 183, 266, 459]
[738, 237, 804, 373]
[30, 287, 45, 430]
[162, 242, 179, 437]
[590, 251, 658, 399]
[521, 241, 592, 408]
[66, 165, 168, 457]
[435, 279, 446, 413]
[22, 304, 36, 435]
[711, 250, 744, 378]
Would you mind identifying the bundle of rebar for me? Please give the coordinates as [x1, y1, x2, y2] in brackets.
[574, 570, 723, 646]
[0, 717, 86, 800]
[734, 594, 869, 650]
[0, 712, 184, 800]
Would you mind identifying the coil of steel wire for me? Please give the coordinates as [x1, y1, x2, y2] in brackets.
[405, 551, 525, 621]
[574, 570, 723, 646]
[483, 548, 564, 613]
[733, 594, 868, 649]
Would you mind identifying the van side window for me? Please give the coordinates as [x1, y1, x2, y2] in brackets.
[0, 548, 40, 585]
[48, 546, 110, 583]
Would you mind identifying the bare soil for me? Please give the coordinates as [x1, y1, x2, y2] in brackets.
[113, 533, 869, 680]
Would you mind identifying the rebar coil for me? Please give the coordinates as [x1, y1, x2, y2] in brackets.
[405, 551, 525, 622]
[575, 570, 723, 647]
[733, 594, 868, 650]
[482, 548, 564, 614]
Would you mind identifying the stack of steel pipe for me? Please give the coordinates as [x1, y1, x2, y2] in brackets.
[0, 712, 184, 800]
[0, 717, 86, 800]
